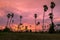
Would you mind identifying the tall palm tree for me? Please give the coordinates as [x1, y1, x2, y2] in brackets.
[6, 13, 11, 28]
[49, 2, 55, 33]
[34, 14, 37, 32]
[10, 13, 14, 23]
[49, 13, 55, 33]
[18, 15, 23, 30]
[9, 13, 14, 31]
[43, 5, 48, 31]
[20, 15, 23, 25]
[4, 13, 11, 32]
[50, 1, 55, 24]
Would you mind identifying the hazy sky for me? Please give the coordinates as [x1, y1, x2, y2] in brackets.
[0, 0, 60, 30]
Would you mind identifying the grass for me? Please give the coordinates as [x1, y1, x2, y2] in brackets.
[0, 32, 60, 40]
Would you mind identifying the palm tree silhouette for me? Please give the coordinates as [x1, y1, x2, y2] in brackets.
[4, 13, 11, 32]
[49, 2, 55, 33]
[10, 13, 14, 31]
[10, 13, 14, 24]
[20, 15, 23, 25]
[18, 15, 23, 31]
[43, 5, 48, 31]
[34, 14, 37, 32]
[6, 13, 11, 28]
[49, 13, 55, 33]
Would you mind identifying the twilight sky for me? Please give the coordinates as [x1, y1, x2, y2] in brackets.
[0, 0, 60, 31]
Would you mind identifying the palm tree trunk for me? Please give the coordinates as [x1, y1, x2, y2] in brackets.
[35, 18, 36, 32]
[51, 9, 53, 22]
[6, 18, 9, 28]
[18, 19, 22, 31]
[42, 11, 45, 31]
[9, 18, 12, 29]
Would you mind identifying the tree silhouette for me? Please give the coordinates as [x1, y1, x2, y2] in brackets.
[10, 13, 14, 22]
[4, 13, 11, 32]
[34, 14, 37, 32]
[29, 25, 32, 32]
[49, 13, 55, 33]
[18, 15, 23, 31]
[20, 15, 23, 25]
[25, 26, 28, 32]
[43, 5, 48, 32]
[6, 13, 11, 27]
[10, 13, 14, 31]
[49, 2, 55, 33]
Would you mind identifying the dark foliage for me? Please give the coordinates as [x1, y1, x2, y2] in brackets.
[3, 26, 11, 32]
[49, 22, 55, 33]
[50, 2, 55, 9]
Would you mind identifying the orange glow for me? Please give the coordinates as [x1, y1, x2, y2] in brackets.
[0, 26, 5, 31]
[0, 23, 42, 32]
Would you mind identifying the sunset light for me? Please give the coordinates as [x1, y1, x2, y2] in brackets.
[0, 0, 60, 32]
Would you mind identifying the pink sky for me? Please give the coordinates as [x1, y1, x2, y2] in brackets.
[0, 0, 60, 31]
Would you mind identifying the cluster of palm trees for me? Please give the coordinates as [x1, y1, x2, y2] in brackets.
[0, 1, 56, 33]
[6, 13, 14, 28]
[49, 2, 55, 33]
[42, 1, 55, 33]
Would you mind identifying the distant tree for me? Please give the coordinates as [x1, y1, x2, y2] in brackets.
[25, 26, 28, 32]
[29, 25, 32, 32]
[3, 27, 11, 32]
[4, 13, 11, 32]
[18, 15, 23, 32]
[34, 14, 37, 32]
[43, 5, 48, 31]
[20, 15, 23, 25]
[10, 13, 14, 23]
[10, 13, 14, 31]
[6, 13, 11, 27]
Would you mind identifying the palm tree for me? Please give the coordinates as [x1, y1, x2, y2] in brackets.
[48, 2, 55, 33]
[18, 15, 23, 31]
[4, 13, 11, 32]
[6, 13, 11, 28]
[10, 13, 14, 24]
[20, 15, 23, 25]
[49, 13, 55, 33]
[10, 13, 14, 31]
[34, 14, 37, 32]
[43, 5, 48, 31]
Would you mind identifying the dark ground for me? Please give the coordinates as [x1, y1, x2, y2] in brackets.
[0, 32, 60, 40]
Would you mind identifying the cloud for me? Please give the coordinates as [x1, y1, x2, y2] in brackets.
[0, 0, 60, 31]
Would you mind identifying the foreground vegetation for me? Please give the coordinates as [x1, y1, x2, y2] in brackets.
[0, 32, 60, 40]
